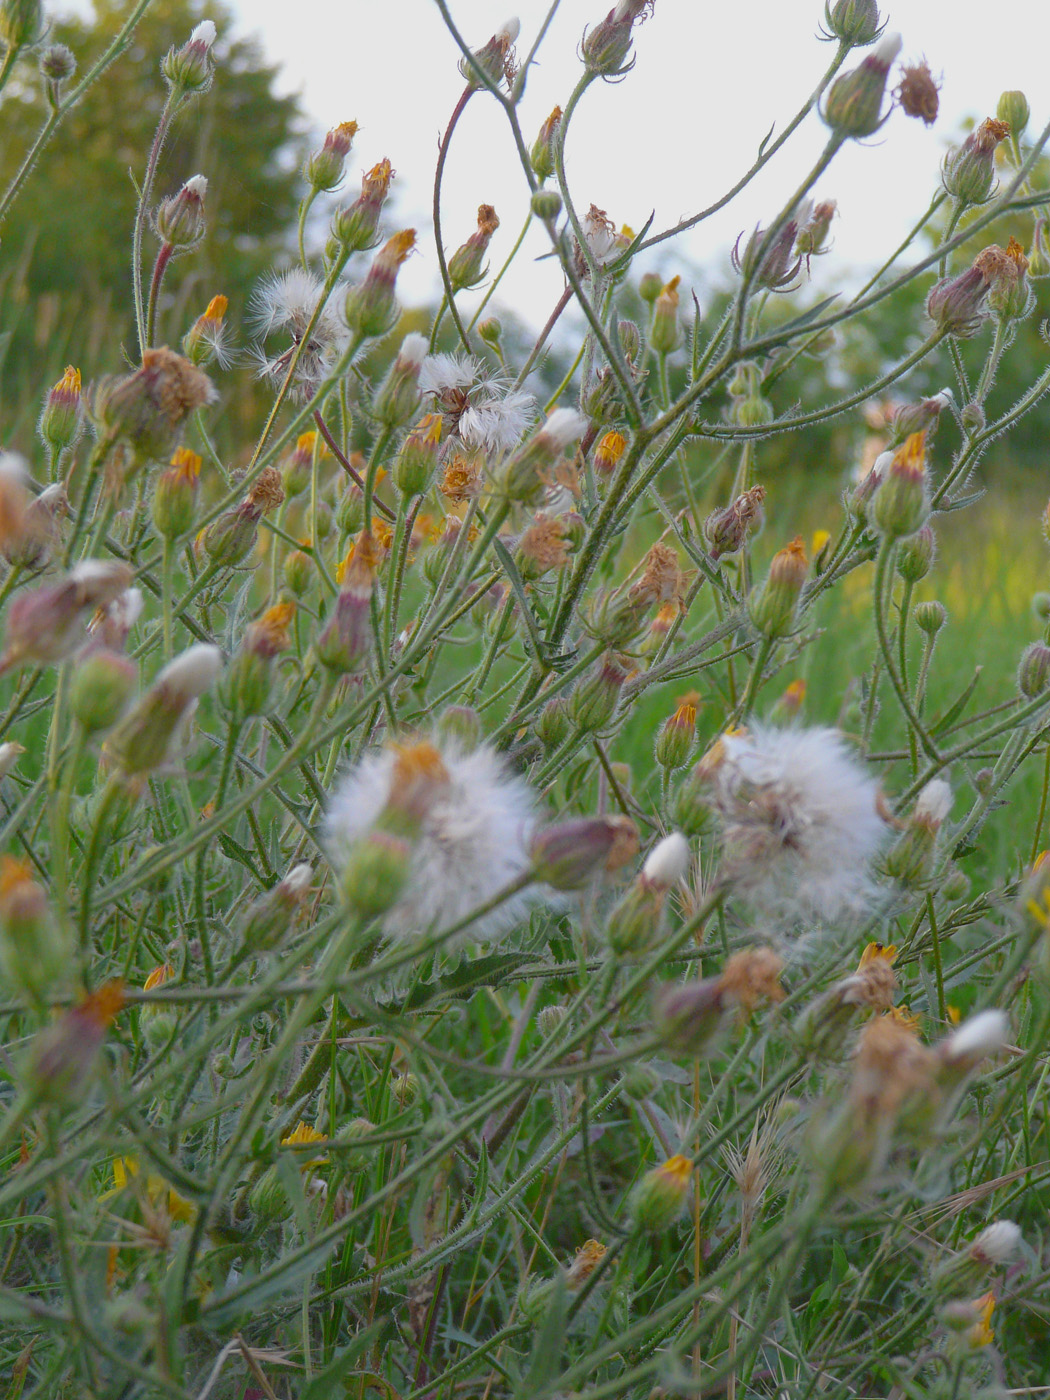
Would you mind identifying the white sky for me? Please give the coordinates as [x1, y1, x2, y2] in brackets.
[71, 1, 1050, 329]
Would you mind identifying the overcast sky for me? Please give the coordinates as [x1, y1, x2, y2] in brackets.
[73, 1, 1050, 329]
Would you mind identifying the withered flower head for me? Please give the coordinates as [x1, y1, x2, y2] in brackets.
[244, 466, 286, 517]
[896, 58, 940, 125]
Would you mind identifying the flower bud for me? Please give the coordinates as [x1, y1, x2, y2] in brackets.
[249, 1165, 291, 1221]
[795, 200, 837, 260]
[530, 815, 638, 889]
[672, 763, 717, 838]
[106, 644, 222, 776]
[69, 648, 137, 734]
[161, 19, 217, 95]
[182, 294, 229, 368]
[652, 978, 725, 1054]
[926, 261, 994, 339]
[914, 600, 947, 635]
[1018, 641, 1050, 699]
[871, 431, 928, 538]
[478, 316, 502, 347]
[316, 532, 377, 674]
[732, 222, 802, 293]
[536, 1004, 565, 1038]
[305, 120, 358, 193]
[241, 864, 313, 952]
[974, 238, 1033, 321]
[0, 560, 133, 669]
[0, 857, 68, 1002]
[344, 229, 415, 340]
[884, 780, 950, 888]
[88, 347, 216, 462]
[221, 603, 294, 720]
[500, 408, 588, 504]
[655, 696, 697, 771]
[642, 832, 691, 888]
[38, 365, 84, 456]
[895, 523, 935, 581]
[942, 118, 1010, 205]
[581, 0, 648, 77]
[1029, 221, 1050, 280]
[329, 159, 394, 255]
[997, 90, 1028, 141]
[530, 188, 562, 222]
[283, 544, 313, 597]
[628, 1155, 692, 1232]
[649, 276, 682, 354]
[40, 42, 76, 89]
[530, 106, 562, 181]
[153, 446, 202, 539]
[154, 174, 208, 252]
[201, 504, 259, 568]
[822, 32, 901, 138]
[889, 390, 953, 445]
[373, 332, 427, 429]
[935, 1009, 1009, 1083]
[3, 482, 68, 572]
[24, 981, 125, 1106]
[448, 205, 500, 291]
[338, 830, 412, 920]
[535, 695, 571, 750]
[459, 17, 518, 90]
[593, 429, 626, 477]
[823, 0, 881, 44]
[0, 0, 42, 49]
[748, 536, 808, 638]
[570, 652, 628, 732]
[393, 413, 442, 497]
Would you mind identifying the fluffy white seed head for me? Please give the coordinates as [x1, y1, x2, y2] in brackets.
[874, 31, 902, 64]
[398, 332, 428, 369]
[970, 1220, 1022, 1266]
[0, 452, 27, 484]
[157, 643, 222, 700]
[497, 17, 520, 43]
[643, 832, 692, 889]
[184, 174, 208, 199]
[325, 738, 539, 943]
[420, 352, 477, 394]
[282, 863, 313, 895]
[705, 724, 886, 925]
[0, 742, 24, 778]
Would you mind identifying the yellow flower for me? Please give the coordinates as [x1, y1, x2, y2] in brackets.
[280, 1120, 328, 1168]
[106, 1156, 195, 1223]
[968, 1291, 996, 1348]
[857, 941, 897, 969]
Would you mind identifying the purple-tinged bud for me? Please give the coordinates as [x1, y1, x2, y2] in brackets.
[795, 200, 837, 261]
[69, 647, 137, 734]
[896, 523, 936, 582]
[40, 41, 76, 89]
[3, 482, 68, 572]
[39, 364, 85, 457]
[926, 263, 993, 339]
[652, 978, 726, 1054]
[530, 814, 638, 889]
[581, 0, 649, 78]
[460, 17, 519, 90]
[748, 537, 808, 638]
[448, 204, 500, 292]
[942, 118, 1010, 205]
[305, 120, 358, 193]
[316, 532, 377, 674]
[25, 982, 126, 1106]
[161, 19, 217, 95]
[732, 221, 802, 293]
[374, 333, 427, 429]
[822, 0, 881, 45]
[822, 32, 901, 138]
[570, 651, 628, 732]
[530, 106, 562, 182]
[344, 229, 415, 340]
[154, 174, 208, 252]
[106, 644, 222, 775]
[628, 1155, 693, 1232]
[0, 560, 133, 669]
[871, 431, 929, 539]
[890, 390, 953, 445]
[704, 485, 766, 559]
[329, 159, 394, 255]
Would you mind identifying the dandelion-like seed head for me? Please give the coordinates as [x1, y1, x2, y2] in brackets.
[251, 269, 347, 398]
[702, 724, 887, 926]
[325, 735, 539, 942]
[420, 352, 537, 457]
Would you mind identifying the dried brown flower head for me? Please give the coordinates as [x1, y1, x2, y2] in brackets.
[718, 946, 786, 1012]
[896, 58, 940, 125]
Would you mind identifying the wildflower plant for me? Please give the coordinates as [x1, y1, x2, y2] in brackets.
[3, 2, 1050, 1397]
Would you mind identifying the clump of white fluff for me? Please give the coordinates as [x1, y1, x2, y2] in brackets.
[704, 724, 886, 924]
[324, 739, 539, 942]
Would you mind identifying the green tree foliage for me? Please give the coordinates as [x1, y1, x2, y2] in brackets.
[0, 0, 307, 412]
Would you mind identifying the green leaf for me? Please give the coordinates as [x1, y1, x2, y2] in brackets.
[512, 1273, 568, 1400]
[929, 667, 983, 736]
[299, 1321, 391, 1400]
